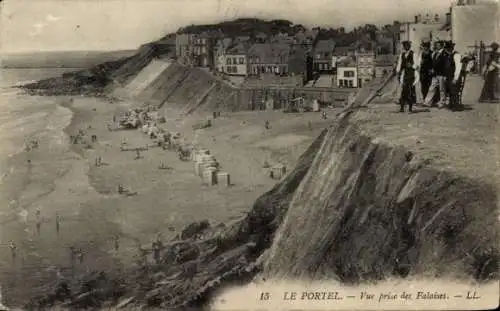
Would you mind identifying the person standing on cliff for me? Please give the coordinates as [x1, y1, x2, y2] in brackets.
[422, 41, 447, 108]
[396, 41, 419, 113]
[445, 41, 466, 111]
[418, 41, 433, 100]
[479, 42, 500, 103]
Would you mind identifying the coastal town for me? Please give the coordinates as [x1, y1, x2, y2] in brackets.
[136, 0, 493, 95]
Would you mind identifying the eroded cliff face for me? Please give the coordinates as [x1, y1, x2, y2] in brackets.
[263, 113, 499, 283]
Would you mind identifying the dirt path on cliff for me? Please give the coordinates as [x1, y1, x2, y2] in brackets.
[356, 75, 500, 188]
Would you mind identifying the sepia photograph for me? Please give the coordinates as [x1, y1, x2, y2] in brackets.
[0, 0, 499, 310]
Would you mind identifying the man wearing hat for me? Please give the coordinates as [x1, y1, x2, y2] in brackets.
[419, 40, 433, 99]
[444, 40, 466, 111]
[396, 40, 419, 113]
[423, 40, 447, 108]
[479, 42, 499, 103]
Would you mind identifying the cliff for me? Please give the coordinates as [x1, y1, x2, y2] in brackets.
[19, 44, 164, 96]
[26, 75, 499, 310]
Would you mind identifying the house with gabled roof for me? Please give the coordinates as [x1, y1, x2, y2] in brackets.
[213, 38, 233, 73]
[336, 56, 358, 88]
[313, 39, 336, 73]
[247, 43, 291, 75]
[223, 43, 250, 76]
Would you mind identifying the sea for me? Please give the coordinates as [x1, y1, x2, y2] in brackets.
[0, 68, 80, 305]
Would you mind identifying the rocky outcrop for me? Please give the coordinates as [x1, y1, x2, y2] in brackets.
[18, 45, 163, 96]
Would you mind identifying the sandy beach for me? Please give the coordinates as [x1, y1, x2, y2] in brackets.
[0, 91, 338, 304]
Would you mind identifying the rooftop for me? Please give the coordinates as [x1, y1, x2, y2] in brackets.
[314, 39, 336, 52]
[248, 43, 291, 63]
[337, 56, 357, 67]
[226, 43, 249, 55]
[334, 45, 356, 55]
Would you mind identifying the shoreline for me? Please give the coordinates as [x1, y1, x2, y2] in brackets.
[2, 90, 333, 305]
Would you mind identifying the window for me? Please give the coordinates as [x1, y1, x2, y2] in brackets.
[316, 53, 321, 59]
[324, 52, 329, 58]
[348, 80, 354, 88]
[256, 57, 261, 63]
[227, 58, 232, 65]
[344, 70, 354, 78]
[232, 66, 237, 73]
[339, 80, 344, 87]
[226, 66, 232, 73]
[201, 46, 207, 53]
[239, 57, 244, 64]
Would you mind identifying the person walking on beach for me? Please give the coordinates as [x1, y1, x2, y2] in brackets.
[55, 212, 61, 235]
[9, 241, 16, 263]
[114, 235, 120, 251]
[19, 208, 28, 225]
[35, 208, 41, 236]
[69, 246, 76, 265]
[77, 248, 84, 264]
[479, 42, 499, 103]
[396, 41, 419, 113]
[69, 246, 77, 276]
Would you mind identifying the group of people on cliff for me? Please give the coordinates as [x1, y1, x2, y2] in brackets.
[396, 39, 499, 113]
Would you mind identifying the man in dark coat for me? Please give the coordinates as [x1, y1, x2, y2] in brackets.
[446, 41, 474, 111]
[423, 40, 447, 108]
[419, 41, 433, 100]
[396, 41, 419, 113]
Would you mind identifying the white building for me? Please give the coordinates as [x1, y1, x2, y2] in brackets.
[451, 2, 500, 55]
[398, 13, 447, 53]
[355, 50, 376, 87]
[336, 57, 358, 88]
[224, 43, 249, 76]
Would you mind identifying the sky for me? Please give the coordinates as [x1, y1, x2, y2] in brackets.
[0, 0, 458, 54]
